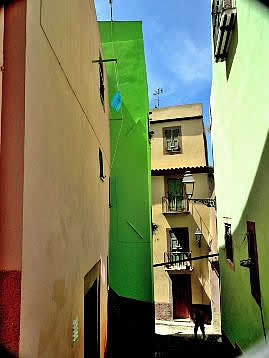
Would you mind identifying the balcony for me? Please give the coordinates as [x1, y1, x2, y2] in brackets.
[164, 251, 192, 271]
[162, 195, 189, 214]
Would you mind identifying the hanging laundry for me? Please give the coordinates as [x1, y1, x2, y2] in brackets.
[111, 91, 122, 112]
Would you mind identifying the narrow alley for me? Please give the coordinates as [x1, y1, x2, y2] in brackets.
[0, 0, 269, 357]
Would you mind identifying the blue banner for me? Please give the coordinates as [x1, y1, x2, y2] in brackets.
[111, 91, 122, 112]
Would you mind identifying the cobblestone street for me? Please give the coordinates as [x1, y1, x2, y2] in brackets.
[153, 334, 237, 357]
[153, 320, 237, 357]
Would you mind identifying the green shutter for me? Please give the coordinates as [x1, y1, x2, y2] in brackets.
[167, 179, 183, 211]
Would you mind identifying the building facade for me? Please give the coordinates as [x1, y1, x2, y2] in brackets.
[151, 104, 220, 330]
[99, 21, 154, 356]
[0, 1, 110, 357]
[211, 0, 269, 352]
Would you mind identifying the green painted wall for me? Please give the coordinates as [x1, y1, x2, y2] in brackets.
[211, 0, 269, 351]
[99, 21, 153, 303]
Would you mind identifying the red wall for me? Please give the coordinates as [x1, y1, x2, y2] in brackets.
[0, 0, 26, 355]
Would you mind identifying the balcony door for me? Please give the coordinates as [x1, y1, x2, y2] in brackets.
[168, 228, 190, 269]
[167, 178, 183, 211]
[168, 228, 189, 252]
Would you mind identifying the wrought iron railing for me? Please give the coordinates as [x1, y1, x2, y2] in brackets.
[162, 195, 189, 214]
[164, 251, 192, 270]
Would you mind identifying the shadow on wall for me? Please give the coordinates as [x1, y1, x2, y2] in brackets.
[107, 288, 155, 356]
[256, 0, 269, 9]
[219, 132, 269, 250]
[0, 346, 17, 358]
[226, 18, 238, 80]
[152, 123, 203, 138]
[219, 132, 269, 347]
[192, 271, 211, 305]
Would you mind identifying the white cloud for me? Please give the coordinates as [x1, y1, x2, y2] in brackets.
[159, 33, 212, 84]
[174, 39, 211, 83]
[144, 22, 212, 107]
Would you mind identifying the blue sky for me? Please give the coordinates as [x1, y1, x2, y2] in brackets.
[94, 0, 213, 164]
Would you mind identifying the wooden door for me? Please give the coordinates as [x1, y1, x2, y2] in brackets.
[172, 275, 192, 319]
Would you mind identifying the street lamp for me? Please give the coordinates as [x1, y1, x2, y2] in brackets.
[182, 170, 216, 208]
[194, 228, 203, 248]
[182, 170, 195, 199]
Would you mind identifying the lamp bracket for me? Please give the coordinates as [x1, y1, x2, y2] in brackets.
[189, 198, 216, 208]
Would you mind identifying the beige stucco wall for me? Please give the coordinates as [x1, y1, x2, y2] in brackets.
[150, 104, 207, 170]
[152, 174, 212, 308]
[20, 1, 110, 357]
[151, 103, 203, 121]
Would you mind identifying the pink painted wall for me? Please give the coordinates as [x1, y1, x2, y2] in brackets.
[0, 0, 27, 355]
[0, 0, 26, 271]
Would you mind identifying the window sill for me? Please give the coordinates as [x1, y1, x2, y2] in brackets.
[164, 151, 182, 155]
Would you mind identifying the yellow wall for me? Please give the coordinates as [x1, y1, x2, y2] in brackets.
[150, 104, 207, 170]
[152, 174, 212, 307]
[20, 1, 110, 357]
[151, 104, 218, 321]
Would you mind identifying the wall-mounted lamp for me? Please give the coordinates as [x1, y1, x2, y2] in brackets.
[240, 258, 253, 269]
[194, 227, 202, 248]
[182, 170, 216, 208]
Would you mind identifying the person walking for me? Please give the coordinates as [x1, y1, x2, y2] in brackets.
[191, 306, 206, 340]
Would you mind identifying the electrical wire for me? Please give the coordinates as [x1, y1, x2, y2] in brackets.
[109, 18, 125, 171]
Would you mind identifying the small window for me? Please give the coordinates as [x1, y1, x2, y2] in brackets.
[163, 126, 182, 154]
[224, 223, 233, 263]
[247, 221, 261, 306]
[99, 53, 105, 108]
[99, 148, 105, 181]
[109, 177, 112, 208]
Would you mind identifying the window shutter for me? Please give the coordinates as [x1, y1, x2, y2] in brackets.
[247, 221, 261, 306]
[164, 129, 172, 151]
[164, 127, 181, 152]
[170, 232, 178, 251]
[166, 140, 172, 151]
[223, 0, 233, 9]
[224, 223, 233, 262]
[172, 128, 179, 138]
[171, 128, 180, 151]
[164, 129, 172, 139]
[172, 138, 179, 151]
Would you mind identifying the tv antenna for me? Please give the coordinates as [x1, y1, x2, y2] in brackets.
[109, 0, 113, 21]
[153, 88, 163, 108]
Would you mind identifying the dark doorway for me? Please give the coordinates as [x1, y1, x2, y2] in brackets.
[167, 228, 190, 270]
[84, 273, 100, 358]
[172, 275, 192, 319]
